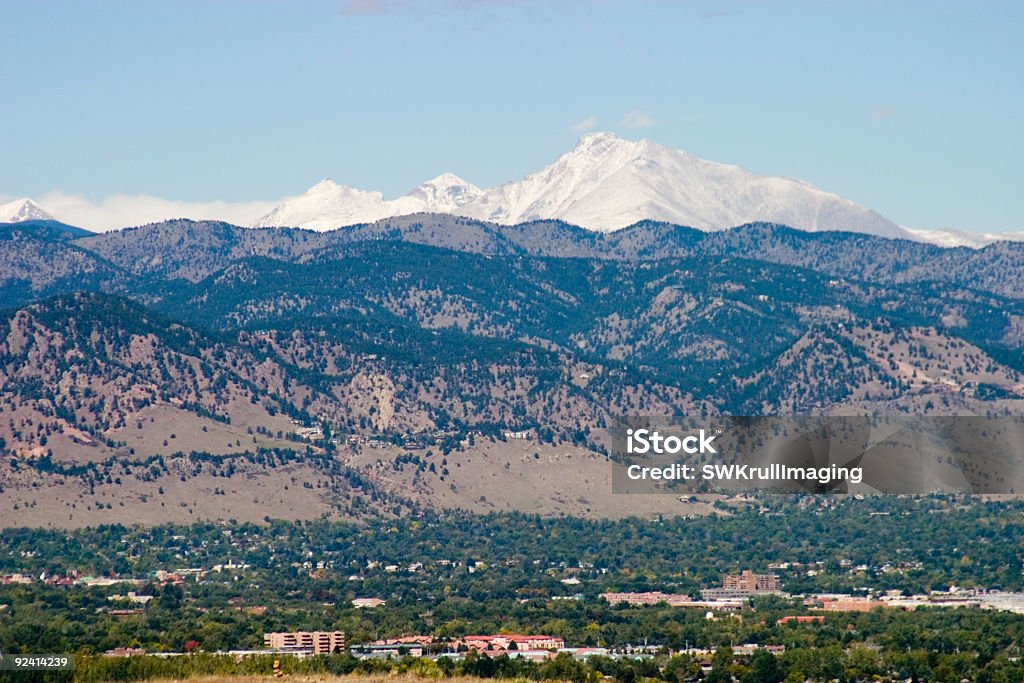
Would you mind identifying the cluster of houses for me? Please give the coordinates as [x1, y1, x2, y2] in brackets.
[287, 416, 537, 450]
[287, 417, 469, 451]
[0, 561, 253, 589]
[351, 634, 564, 661]
[598, 570, 1024, 616]
[1, 571, 150, 587]
[806, 589, 1024, 614]
[107, 631, 785, 664]
[762, 557, 925, 578]
[349, 634, 675, 662]
[12, 561, 1024, 620]
[346, 633, 793, 663]
[598, 569, 1024, 616]
[94, 579, 1024, 663]
[601, 570, 785, 612]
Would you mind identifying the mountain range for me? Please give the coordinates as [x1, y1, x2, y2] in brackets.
[251, 133, 907, 238]
[6, 133, 1017, 245]
[4, 131, 1024, 525]
[4, 213, 1024, 525]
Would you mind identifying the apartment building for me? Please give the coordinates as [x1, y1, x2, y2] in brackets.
[263, 631, 346, 654]
[722, 570, 780, 592]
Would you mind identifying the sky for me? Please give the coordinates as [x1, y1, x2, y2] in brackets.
[1, 0, 1021, 232]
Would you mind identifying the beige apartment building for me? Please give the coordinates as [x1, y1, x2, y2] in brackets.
[722, 570, 780, 592]
[263, 631, 346, 654]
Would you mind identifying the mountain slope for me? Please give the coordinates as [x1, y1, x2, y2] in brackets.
[6, 237, 1024, 525]
[58, 216, 1024, 301]
[0, 222, 125, 306]
[0, 220, 94, 241]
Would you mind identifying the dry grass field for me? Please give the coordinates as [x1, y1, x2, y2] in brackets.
[348, 437, 721, 518]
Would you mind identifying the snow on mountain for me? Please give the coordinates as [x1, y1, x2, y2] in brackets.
[254, 175, 480, 230]
[405, 173, 483, 214]
[253, 179, 414, 230]
[0, 198, 55, 223]
[255, 133, 909, 239]
[903, 227, 1024, 249]
[16, 135, 1015, 246]
[460, 133, 908, 237]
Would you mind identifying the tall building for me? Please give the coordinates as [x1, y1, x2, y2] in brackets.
[700, 570, 782, 601]
[722, 570, 780, 592]
[263, 631, 346, 655]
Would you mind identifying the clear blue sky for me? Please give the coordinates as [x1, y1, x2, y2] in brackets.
[1, 0, 1021, 231]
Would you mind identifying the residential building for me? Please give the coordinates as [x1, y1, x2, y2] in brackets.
[777, 615, 825, 625]
[733, 644, 786, 657]
[700, 570, 783, 600]
[600, 591, 702, 607]
[263, 631, 346, 655]
[810, 597, 884, 612]
[352, 597, 386, 608]
[460, 635, 565, 651]
[723, 570, 780, 591]
[352, 643, 424, 658]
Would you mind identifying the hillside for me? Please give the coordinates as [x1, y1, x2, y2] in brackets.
[55, 216, 1024, 299]
[0, 220, 123, 305]
[3, 219, 1024, 525]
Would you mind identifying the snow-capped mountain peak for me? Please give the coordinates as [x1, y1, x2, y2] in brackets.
[406, 173, 482, 213]
[459, 132, 907, 237]
[254, 133, 909, 238]
[302, 178, 383, 202]
[416, 172, 480, 195]
[307, 178, 344, 193]
[253, 179, 400, 230]
[0, 198, 55, 223]
[255, 173, 482, 230]
[464, 132, 669, 226]
[575, 130, 623, 150]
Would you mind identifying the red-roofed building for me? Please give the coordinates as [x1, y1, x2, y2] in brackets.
[777, 615, 825, 625]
